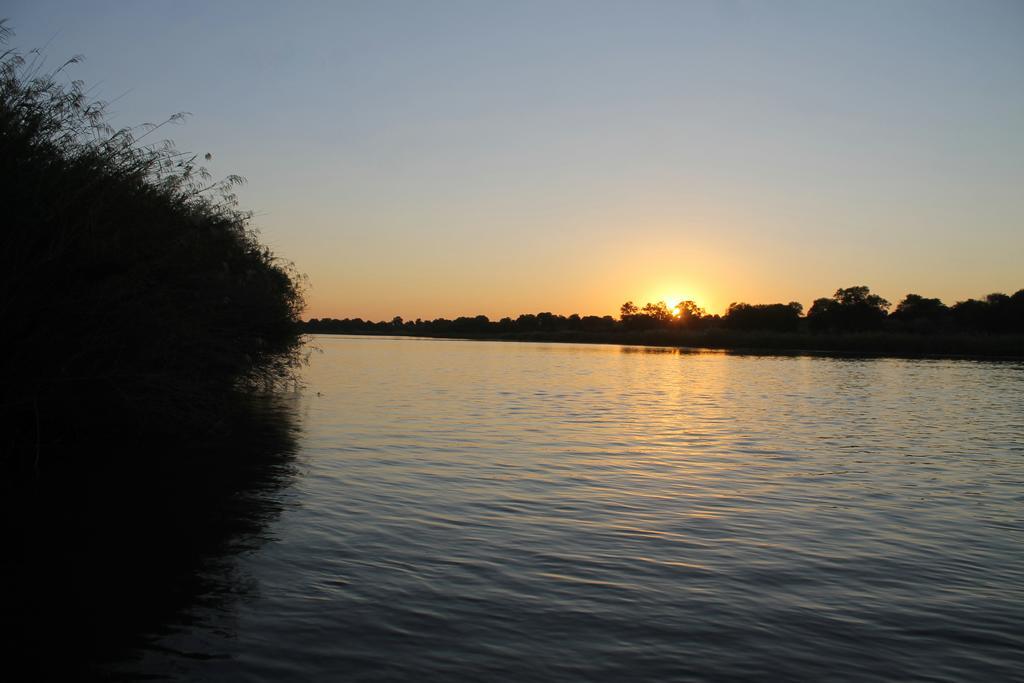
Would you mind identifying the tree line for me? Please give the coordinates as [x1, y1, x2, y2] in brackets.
[304, 285, 1024, 337]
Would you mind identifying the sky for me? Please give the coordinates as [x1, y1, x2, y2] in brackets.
[6, 1, 1023, 320]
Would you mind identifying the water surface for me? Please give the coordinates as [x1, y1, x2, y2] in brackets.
[127, 336, 1024, 681]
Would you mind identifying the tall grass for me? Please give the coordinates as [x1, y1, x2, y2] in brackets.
[0, 24, 306, 474]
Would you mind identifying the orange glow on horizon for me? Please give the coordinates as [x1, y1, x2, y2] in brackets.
[651, 288, 710, 317]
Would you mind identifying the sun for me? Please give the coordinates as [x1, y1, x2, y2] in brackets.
[645, 285, 710, 316]
[664, 295, 708, 318]
[666, 297, 696, 313]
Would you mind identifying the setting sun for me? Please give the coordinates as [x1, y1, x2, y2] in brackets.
[653, 289, 708, 317]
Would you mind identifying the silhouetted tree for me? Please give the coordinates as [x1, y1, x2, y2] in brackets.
[580, 315, 617, 331]
[724, 302, 802, 331]
[451, 315, 490, 333]
[808, 286, 890, 332]
[1011, 290, 1024, 333]
[536, 312, 562, 331]
[950, 291, 1024, 333]
[891, 294, 948, 331]
[674, 300, 707, 327]
[621, 301, 664, 330]
[642, 301, 673, 323]
[517, 313, 538, 331]
[302, 285, 1022, 346]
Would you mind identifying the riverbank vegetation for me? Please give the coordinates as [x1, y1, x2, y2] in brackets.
[305, 285, 1024, 358]
[2, 25, 307, 674]
[0, 24, 305, 476]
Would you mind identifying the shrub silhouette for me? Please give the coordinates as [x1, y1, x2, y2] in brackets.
[0, 24, 305, 473]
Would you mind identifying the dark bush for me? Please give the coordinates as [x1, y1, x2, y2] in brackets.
[0, 26, 305, 474]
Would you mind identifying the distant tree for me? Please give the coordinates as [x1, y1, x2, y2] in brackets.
[674, 300, 707, 326]
[620, 301, 671, 330]
[620, 300, 653, 330]
[834, 286, 889, 309]
[450, 315, 490, 333]
[891, 294, 948, 331]
[536, 312, 562, 330]
[1012, 290, 1024, 333]
[724, 302, 802, 331]
[984, 293, 1013, 333]
[807, 298, 832, 327]
[641, 301, 673, 323]
[430, 317, 453, 333]
[808, 286, 890, 332]
[516, 313, 538, 331]
[580, 315, 616, 332]
[950, 291, 1024, 333]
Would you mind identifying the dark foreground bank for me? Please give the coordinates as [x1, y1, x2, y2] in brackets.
[1, 26, 306, 478]
[1, 27, 307, 676]
[2, 394, 301, 677]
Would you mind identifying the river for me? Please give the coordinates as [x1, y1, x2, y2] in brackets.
[118, 335, 1024, 680]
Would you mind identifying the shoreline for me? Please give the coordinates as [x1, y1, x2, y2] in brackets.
[305, 330, 1024, 361]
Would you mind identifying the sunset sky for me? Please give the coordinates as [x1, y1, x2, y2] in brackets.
[8, 1, 1023, 320]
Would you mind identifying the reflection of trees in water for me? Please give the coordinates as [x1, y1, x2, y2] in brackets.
[3, 391, 302, 678]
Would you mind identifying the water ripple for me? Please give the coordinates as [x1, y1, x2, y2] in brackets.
[127, 337, 1024, 681]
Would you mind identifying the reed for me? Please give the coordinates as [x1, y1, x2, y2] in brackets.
[0, 23, 306, 475]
